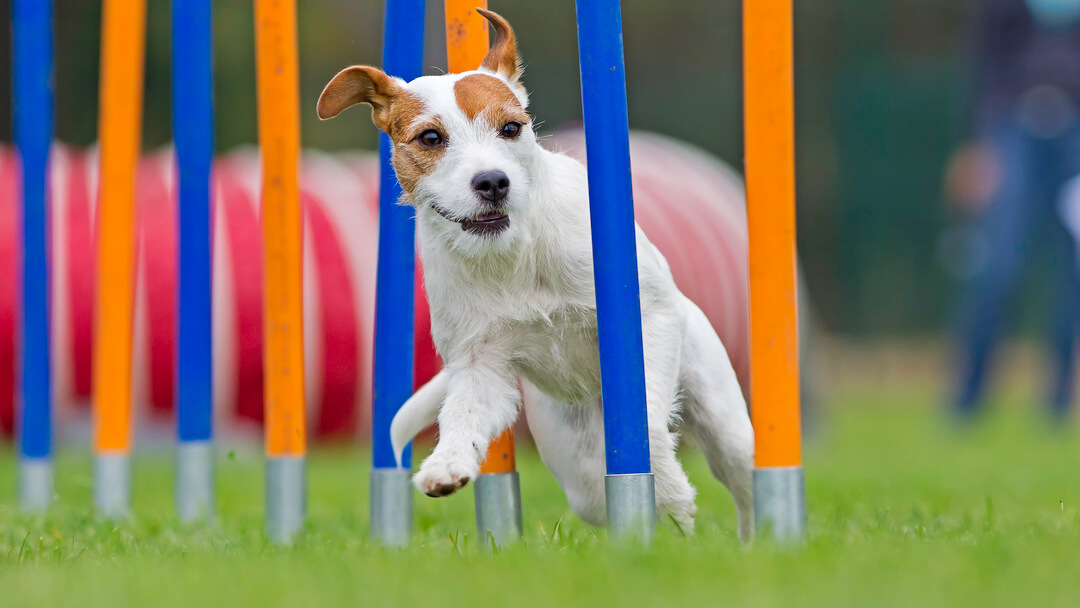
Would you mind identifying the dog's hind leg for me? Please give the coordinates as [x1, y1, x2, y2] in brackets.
[522, 308, 701, 532]
[521, 381, 608, 526]
[640, 305, 699, 534]
[679, 298, 755, 542]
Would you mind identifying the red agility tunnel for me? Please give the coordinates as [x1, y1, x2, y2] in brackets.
[0, 130, 751, 443]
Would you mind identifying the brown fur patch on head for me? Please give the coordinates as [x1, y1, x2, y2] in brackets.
[385, 93, 448, 195]
[319, 66, 451, 197]
[391, 141, 445, 195]
[383, 92, 429, 141]
[454, 74, 530, 131]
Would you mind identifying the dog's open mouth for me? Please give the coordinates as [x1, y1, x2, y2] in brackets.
[461, 211, 509, 235]
[430, 203, 510, 236]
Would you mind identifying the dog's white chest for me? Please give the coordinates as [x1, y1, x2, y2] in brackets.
[510, 307, 602, 404]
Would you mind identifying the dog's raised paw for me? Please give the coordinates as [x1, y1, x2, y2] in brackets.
[415, 470, 470, 497]
[413, 455, 477, 497]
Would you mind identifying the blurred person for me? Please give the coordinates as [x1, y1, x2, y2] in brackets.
[947, 0, 1080, 419]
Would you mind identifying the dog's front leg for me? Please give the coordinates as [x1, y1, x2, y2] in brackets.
[413, 360, 520, 497]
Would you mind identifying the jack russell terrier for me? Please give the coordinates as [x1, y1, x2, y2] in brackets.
[317, 9, 754, 540]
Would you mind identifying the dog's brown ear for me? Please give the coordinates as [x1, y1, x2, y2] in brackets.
[317, 66, 402, 132]
[476, 9, 523, 85]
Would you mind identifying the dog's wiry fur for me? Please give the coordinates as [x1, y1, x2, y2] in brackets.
[319, 9, 755, 541]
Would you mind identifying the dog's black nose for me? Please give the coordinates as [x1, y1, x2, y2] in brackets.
[471, 170, 510, 203]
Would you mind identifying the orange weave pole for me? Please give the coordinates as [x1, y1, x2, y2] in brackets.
[444, 0, 515, 476]
[481, 428, 517, 474]
[93, 0, 146, 455]
[744, 0, 802, 469]
[446, 0, 489, 72]
[255, 0, 306, 457]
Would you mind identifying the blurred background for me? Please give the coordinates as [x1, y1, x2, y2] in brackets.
[0, 0, 971, 334]
[1, 0, 1077, 432]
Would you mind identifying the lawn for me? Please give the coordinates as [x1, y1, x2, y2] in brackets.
[1, 388, 1079, 607]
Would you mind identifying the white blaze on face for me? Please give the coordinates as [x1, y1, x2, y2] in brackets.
[394, 71, 535, 239]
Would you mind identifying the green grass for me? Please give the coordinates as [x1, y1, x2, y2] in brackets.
[2, 389, 1079, 607]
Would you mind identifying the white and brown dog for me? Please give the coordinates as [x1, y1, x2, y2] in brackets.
[318, 9, 754, 540]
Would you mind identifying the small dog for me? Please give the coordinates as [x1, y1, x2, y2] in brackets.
[318, 9, 754, 540]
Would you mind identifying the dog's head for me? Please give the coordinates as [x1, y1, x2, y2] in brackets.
[318, 9, 537, 255]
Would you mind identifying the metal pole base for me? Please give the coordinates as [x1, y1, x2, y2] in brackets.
[605, 473, 656, 543]
[177, 441, 214, 523]
[753, 466, 806, 542]
[19, 457, 53, 512]
[266, 456, 306, 544]
[474, 472, 523, 548]
[95, 454, 131, 519]
[370, 467, 412, 548]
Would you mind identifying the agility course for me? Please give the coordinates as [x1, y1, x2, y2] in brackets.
[5, 1, 1080, 606]
[5, 0, 803, 545]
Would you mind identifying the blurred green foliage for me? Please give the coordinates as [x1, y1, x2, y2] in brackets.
[0, 0, 978, 336]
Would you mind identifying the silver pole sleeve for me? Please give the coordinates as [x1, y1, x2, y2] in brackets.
[474, 472, 523, 548]
[605, 472, 656, 544]
[753, 466, 806, 542]
[19, 457, 52, 512]
[177, 441, 214, 523]
[266, 456, 306, 544]
[370, 467, 412, 548]
[95, 453, 131, 519]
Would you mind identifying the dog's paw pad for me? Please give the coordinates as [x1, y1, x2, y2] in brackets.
[413, 457, 476, 498]
[428, 475, 469, 497]
[418, 472, 470, 497]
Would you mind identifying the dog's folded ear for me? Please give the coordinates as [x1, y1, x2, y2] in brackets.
[317, 65, 402, 132]
[477, 8, 524, 86]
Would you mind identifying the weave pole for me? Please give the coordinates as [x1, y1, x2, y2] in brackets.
[93, 0, 146, 518]
[254, 0, 307, 543]
[574, 0, 655, 542]
[370, 0, 426, 548]
[13, 0, 54, 511]
[172, 0, 215, 523]
[743, 0, 805, 541]
[446, 0, 524, 548]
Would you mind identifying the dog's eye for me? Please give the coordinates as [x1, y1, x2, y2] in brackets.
[417, 130, 445, 148]
[500, 122, 522, 139]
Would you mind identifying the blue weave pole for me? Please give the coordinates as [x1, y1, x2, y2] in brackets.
[370, 0, 426, 546]
[173, 0, 215, 521]
[13, 0, 55, 511]
[575, 0, 656, 540]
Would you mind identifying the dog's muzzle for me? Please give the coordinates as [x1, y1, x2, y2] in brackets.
[430, 202, 510, 236]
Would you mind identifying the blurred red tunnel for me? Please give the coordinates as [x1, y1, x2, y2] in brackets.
[0, 130, 754, 443]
